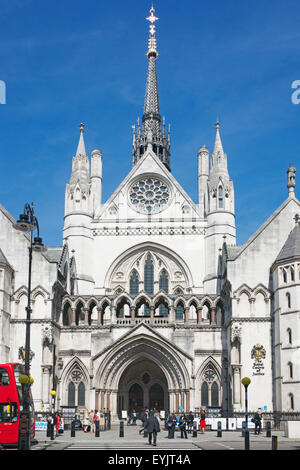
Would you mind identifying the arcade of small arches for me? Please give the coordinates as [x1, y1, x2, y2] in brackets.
[61, 294, 226, 327]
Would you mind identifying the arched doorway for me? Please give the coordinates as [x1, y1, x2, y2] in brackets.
[117, 357, 168, 413]
[128, 383, 143, 411]
[149, 383, 164, 410]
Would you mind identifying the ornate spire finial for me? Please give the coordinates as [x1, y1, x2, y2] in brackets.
[146, 5, 159, 58]
[287, 163, 296, 198]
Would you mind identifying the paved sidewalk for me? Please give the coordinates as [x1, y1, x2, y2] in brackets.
[30, 424, 300, 451]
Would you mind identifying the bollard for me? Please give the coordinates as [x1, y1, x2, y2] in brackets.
[266, 421, 271, 438]
[217, 421, 222, 438]
[272, 435, 278, 450]
[71, 420, 76, 437]
[192, 421, 197, 438]
[119, 420, 124, 438]
[95, 420, 100, 437]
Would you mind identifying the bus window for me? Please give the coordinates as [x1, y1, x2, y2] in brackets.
[0, 368, 10, 386]
[13, 364, 25, 383]
[0, 402, 18, 422]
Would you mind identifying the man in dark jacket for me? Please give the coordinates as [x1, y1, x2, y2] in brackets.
[139, 408, 149, 434]
[187, 411, 194, 433]
[145, 411, 160, 446]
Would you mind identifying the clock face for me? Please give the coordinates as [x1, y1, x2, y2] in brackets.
[129, 177, 170, 214]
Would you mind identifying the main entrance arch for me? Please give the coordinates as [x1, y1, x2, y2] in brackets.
[117, 357, 168, 413]
[93, 326, 192, 416]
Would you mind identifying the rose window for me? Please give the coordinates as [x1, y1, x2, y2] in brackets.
[129, 177, 170, 214]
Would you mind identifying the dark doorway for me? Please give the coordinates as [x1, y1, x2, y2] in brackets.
[129, 383, 143, 412]
[149, 383, 164, 410]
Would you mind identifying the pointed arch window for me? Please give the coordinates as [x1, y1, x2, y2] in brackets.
[288, 362, 293, 379]
[68, 382, 75, 406]
[289, 393, 294, 410]
[130, 270, 139, 296]
[201, 382, 209, 406]
[287, 328, 292, 345]
[286, 292, 291, 309]
[218, 186, 223, 209]
[67, 365, 87, 408]
[175, 303, 184, 320]
[78, 382, 85, 406]
[211, 382, 219, 407]
[144, 254, 154, 295]
[159, 269, 169, 316]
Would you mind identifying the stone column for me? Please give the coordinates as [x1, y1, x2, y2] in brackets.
[197, 308, 202, 324]
[84, 309, 89, 324]
[169, 306, 175, 323]
[111, 306, 117, 324]
[71, 308, 76, 326]
[186, 391, 190, 412]
[175, 392, 179, 412]
[211, 309, 216, 325]
[97, 308, 102, 325]
[184, 308, 189, 323]
[233, 366, 241, 405]
[131, 307, 136, 324]
[41, 365, 51, 407]
[150, 307, 155, 322]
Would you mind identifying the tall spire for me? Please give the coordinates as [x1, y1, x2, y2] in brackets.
[211, 121, 225, 165]
[132, 5, 171, 170]
[76, 123, 87, 157]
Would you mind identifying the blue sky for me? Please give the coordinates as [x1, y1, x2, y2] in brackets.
[0, 0, 299, 247]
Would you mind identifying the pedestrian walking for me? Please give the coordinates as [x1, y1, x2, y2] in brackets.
[89, 410, 95, 433]
[179, 413, 188, 439]
[139, 408, 149, 434]
[167, 413, 177, 439]
[83, 411, 89, 432]
[145, 410, 160, 446]
[54, 412, 61, 437]
[200, 408, 206, 434]
[253, 409, 262, 435]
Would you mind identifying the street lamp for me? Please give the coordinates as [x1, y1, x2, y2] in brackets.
[50, 390, 56, 440]
[241, 377, 251, 450]
[13, 203, 47, 450]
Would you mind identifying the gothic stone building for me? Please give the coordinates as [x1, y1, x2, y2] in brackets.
[0, 8, 299, 418]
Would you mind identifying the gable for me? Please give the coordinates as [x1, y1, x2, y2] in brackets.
[94, 149, 201, 222]
[227, 196, 300, 289]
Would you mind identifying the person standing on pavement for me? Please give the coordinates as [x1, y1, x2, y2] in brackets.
[200, 408, 206, 434]
[54, 412, 61, 436]
[89, 410, 95, 433]
[167, 413, 177, 439]
[253, 409, 262, 435]
[187, 411, 194, 433]
[83, 411, 89, 432]
[179, 413, 188, 439]
[145, 410, 160, 446]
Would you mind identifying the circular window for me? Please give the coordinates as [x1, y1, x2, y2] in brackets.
[129, 177, 170, 214]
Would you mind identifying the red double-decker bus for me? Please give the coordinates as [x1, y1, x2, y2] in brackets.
[0, 363, 35, 447]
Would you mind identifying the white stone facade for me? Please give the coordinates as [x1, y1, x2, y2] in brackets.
[0, 11, 300, 418]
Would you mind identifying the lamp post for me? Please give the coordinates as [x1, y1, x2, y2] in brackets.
[241, 377, 251, 450]
[13, 203, 46, 451]
[50, 390, 56, 440]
